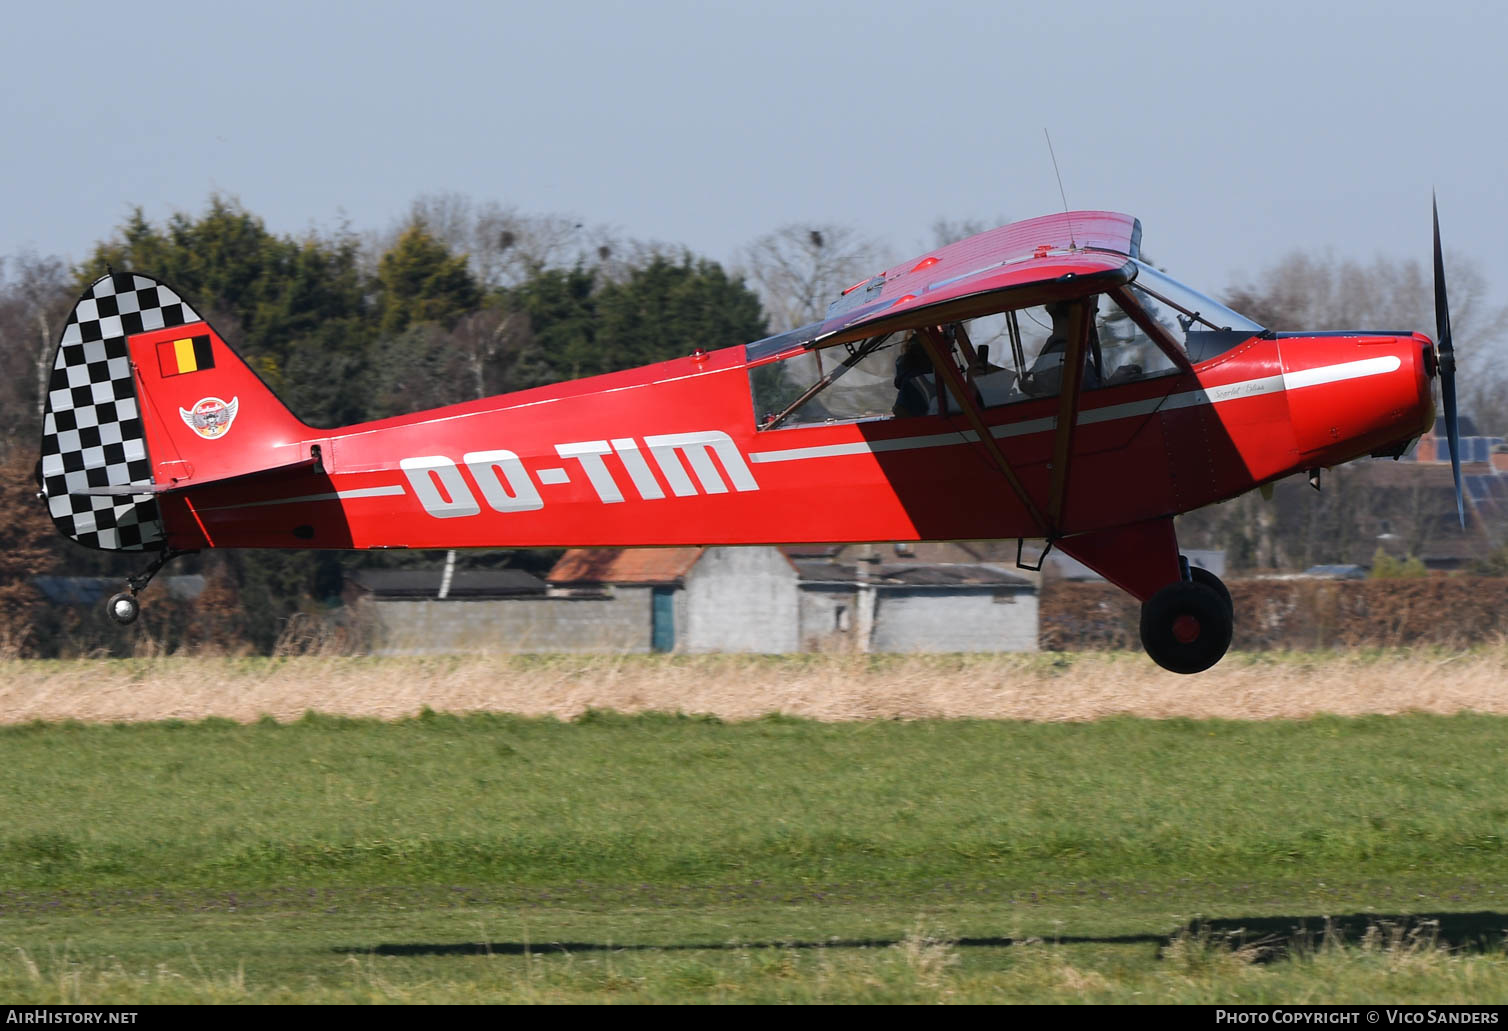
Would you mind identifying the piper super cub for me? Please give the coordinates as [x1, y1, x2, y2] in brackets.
[37, 206, 1463, 673]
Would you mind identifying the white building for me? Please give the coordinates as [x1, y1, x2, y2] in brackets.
[353, 545, 1039, 654]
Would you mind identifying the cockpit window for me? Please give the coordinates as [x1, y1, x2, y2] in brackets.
[969, 297, 1181, 407]
[747, 270, 1266, 430]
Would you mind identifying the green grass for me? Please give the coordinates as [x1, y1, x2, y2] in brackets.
[3, 711, 1508, 1001]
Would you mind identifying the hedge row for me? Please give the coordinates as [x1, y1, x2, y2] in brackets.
[1040, 577, 1508, 651]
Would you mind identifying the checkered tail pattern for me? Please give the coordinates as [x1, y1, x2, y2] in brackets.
[38, 273, 200, 551]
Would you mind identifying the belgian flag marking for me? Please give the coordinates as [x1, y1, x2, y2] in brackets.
[157, 334, 214, 377]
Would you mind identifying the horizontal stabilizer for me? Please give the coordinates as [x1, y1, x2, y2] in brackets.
[71, 483, 169, 496]
[68, 454, 324, 497]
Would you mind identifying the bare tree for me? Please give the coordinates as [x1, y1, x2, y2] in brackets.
[1225, 249, 1508, 355]
[1226, 250, 1508, 435]
[0, 451, 58, 655]
[449, 306, 529, 401]
[735, 223, 887, 332]
[0, 253, 73, 463]
[928, 215, 1010, 250]
[371, 193, 623, 291]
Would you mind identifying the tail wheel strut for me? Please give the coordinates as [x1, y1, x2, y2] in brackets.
[105, 547, 194, 626]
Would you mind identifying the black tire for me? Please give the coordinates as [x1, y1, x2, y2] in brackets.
[1188, 565, 1233, 619]
[106, 592, 140, 625]
[1139, 581, 1232, 675]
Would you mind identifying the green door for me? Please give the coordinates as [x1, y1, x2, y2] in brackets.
[651, 588, 675, 653]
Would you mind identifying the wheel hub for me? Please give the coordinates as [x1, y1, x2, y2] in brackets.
[1172, 614, 1201, 644]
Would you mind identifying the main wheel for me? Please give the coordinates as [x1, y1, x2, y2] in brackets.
[106, 592, 140, 625]
[1139, 581, 1232, 674]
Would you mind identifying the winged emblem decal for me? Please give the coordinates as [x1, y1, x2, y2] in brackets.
[179, 396, 239, 440]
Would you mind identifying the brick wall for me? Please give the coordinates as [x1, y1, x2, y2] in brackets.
[366, 588, 654, 655]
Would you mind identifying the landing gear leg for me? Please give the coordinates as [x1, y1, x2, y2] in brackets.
[1139, 568, 1233, 675]
[1054, 522, 1235, 673]
[105, 547, 193, 626]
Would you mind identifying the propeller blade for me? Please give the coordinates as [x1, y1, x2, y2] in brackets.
[1433, 193, 1465, 529]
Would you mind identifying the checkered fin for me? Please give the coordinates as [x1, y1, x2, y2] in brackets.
[38, 273, 200, 551]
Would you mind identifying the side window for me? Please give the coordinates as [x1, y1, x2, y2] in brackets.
[748, 291, 1186, 431]
[967, 303, 1100, 407]
[961, 296, 1179, 408]
[963, 308, 1053, 407]
[751, 335, 910, 429]
[750, 331, 975, 430]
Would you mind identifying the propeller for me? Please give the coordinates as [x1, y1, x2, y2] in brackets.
[1433, 193, 1465, 529]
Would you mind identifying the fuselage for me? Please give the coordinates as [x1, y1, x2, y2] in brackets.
[155, 324, 1436, 553]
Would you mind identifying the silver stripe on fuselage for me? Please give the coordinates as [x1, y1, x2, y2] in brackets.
[199, 484, 407, 512]
[747, 431, 980, 464]
[746, 356, 1401, 464]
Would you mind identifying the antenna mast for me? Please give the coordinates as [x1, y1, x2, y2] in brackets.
[1044, 129, 1076, 249]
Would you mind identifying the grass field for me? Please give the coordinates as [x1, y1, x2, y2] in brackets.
[4, 647, 1508, 722]
[2, 651, 1508, 1002]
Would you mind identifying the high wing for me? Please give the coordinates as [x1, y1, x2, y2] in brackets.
[753, 212, 1145, 360]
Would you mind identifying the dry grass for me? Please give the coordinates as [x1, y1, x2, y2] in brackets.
[1, 647, 1506, 724]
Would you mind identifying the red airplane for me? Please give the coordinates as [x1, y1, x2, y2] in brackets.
[38, 206, 1462, 673]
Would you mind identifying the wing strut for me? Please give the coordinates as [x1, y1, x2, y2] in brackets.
[1046, 302, 1092, 527]
[916, 326, 1050, 535]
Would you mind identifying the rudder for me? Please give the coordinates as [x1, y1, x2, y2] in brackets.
[39, 272, 309, 551]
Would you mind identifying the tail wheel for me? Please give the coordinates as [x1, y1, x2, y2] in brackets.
[1139, 581, 1232, 674]
[106, 593, 140, 625]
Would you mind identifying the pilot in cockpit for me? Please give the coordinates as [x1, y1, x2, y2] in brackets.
[891, 334, 934, 418]
[1021, 300, 1102, 396]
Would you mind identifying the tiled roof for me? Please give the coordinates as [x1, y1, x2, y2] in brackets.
[547, 548, 706, 585]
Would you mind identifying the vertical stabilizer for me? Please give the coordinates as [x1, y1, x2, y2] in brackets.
[37, 274, 202, 550]
[39, 272, 310, 551]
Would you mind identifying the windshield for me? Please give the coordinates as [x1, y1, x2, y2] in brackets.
[1128, 261, 1265, 362]
[1130, 262, 1264, 334]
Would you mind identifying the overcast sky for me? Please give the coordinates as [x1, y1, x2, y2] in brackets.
[3, 1, 1502, 328]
